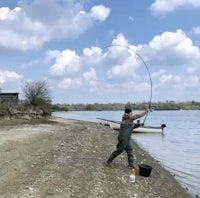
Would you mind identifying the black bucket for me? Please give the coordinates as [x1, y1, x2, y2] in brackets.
[138, 164, 152, 177]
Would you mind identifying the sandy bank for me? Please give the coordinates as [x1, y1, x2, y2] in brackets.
[0, 117, 192, 198]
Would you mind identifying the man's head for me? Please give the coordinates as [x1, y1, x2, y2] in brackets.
[125, 108, 132, 113]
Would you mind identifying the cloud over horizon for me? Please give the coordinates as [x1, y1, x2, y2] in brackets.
[0, 0, 110, 52]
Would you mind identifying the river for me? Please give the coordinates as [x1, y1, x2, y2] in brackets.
[53, 110, 200, 197]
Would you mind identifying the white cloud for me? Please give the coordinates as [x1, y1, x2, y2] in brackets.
[46, 33, 146, 92]
[142, 29, 200, 67]
[0, 0, 111, 52]
[0, 70, 23, 84]
[82, 46, 103, 66]
[106, 59, 140, 80]
[192, 27, 200, 34]
[82, 34, 142, 79]
[58, 77, 82, 89]
[48, 49, 81, 76]
[105, 31, 200, 93]
[90, 5, 111, 22]
[45, 31, 200, 99]
[45, 50, 61, 63]
[151, 69, 165, 78]
[21, 59, 40, 69]
[0, 7, 10, 20]
[104, 34, 149, 80]
[0, 69, 23, 93]
[83, 68, 96, 81]
[183, 75, 199, 87]
[159, 74, 173, 85]
[187, 66, 198, 74]
[83, 47, 102, 56]
[0, 6, 21, 20]
[112, 33, 129, 47]
[150, 0, 200, 15]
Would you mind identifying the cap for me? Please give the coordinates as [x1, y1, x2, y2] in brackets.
[125, 108, 132, 113]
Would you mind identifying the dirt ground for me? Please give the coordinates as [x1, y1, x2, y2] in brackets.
[0, 117, 192, 198]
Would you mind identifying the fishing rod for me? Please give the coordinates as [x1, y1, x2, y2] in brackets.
[97, 44, 153, 124]
[96, 117, 120, 124]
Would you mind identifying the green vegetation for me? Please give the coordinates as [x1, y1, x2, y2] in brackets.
[51, 100, 200, 111]
[23, 80, 51, 107]
[0, 80, 52, 118]
[1, 99, 200, 117]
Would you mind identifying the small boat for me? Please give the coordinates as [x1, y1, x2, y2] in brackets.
[133, 125, 166, 133]
[96, 117, 166, 134]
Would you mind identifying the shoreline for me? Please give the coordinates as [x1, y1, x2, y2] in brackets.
[0, 117, 192, 197]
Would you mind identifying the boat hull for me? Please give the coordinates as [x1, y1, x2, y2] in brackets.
[97, 118, 166, 134]
[110, 124, 163, 133]
[133, 126, 163, 133]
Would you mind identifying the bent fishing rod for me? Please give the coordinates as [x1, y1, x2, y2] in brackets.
[99, 44, 153, 124]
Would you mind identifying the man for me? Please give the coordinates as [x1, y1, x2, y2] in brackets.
[106, 108, 148, 168]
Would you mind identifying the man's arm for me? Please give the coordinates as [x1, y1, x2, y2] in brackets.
[131, 110, 148, 120]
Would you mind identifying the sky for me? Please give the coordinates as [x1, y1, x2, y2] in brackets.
[0, 0, 200, 104]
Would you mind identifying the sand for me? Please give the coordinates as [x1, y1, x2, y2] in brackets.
[0, 117, 192, 198]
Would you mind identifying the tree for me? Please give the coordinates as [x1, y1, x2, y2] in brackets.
[23, 80, 51, 106]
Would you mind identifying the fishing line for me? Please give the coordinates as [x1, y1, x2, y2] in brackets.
[90, 44, 153, 124]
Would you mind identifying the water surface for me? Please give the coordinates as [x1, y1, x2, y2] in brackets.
[53, 110, 200, 197]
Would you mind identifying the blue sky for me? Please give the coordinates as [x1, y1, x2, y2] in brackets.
[0, 0, 200, 104]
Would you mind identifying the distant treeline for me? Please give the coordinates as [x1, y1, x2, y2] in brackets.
[51, 101, 200, 111]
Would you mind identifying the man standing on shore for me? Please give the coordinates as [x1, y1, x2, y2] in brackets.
[106, 108, 148, 168]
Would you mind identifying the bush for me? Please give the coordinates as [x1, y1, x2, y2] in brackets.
[23, 80, 51, 106]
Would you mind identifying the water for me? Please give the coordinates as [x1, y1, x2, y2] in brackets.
[53, 110, 200, 197]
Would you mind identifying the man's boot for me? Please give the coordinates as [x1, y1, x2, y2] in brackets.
[127, 153, 135, 168]
[106, 153, 115, 165]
